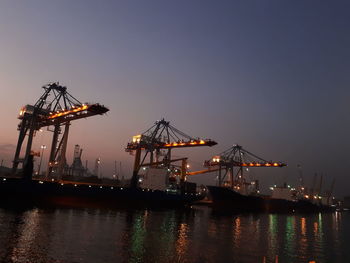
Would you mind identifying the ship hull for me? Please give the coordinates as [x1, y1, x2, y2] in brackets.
[207, 185, 335, 213]
[0, 177, 203, 209]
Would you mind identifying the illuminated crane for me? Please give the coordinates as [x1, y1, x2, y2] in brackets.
[13, 83, 109, 177]
[125, 119, 217, 188]
[204, 144, 286, 188]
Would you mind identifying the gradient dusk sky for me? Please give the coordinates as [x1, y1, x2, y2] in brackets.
[0, 1, 349, 196]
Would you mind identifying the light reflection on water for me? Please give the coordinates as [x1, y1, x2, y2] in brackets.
[0, 207, 349, 263]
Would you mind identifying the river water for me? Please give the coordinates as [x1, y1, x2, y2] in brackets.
[0, 205, 348, 263]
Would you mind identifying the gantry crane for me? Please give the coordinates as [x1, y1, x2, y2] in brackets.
[13, 83, 109, 177]
[204, 144, 286, 190]
[125, 119, 217, 188]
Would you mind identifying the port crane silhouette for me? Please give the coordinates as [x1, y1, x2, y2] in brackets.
[13, 83, 109, 177]
[125, 119, 217, 188]
[204, 144, 286, 189]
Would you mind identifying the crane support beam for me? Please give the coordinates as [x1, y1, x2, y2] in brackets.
[12, 119, 28, 173]
[46, 124, 60, 177]
[40, 103, 108, 127]
[140, 157, 188, 167]
[187, 168, 221, 176]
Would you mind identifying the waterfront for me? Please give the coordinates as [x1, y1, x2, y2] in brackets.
[0, 206, 348, 263]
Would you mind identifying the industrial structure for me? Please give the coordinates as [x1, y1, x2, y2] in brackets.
[1, 84, 338, 210]
[204, 144, 286, 192]
[65, 144, 88, 177]
[12, 83, 109, 178]
[125, 119, 217, 188]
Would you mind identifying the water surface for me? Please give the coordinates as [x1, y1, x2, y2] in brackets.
[0, 206, 348, 263]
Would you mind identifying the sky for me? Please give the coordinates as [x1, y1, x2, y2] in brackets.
[0, 0, 349, 196]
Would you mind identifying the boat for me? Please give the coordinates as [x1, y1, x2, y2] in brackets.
[207, 185, 335, 213]
[0, 156, 204, 209]
[0, 177, 203, 208]
[204, 144, 335, 213]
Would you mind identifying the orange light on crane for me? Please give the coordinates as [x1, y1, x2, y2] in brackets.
[127, 138, 216, 151]
[163, 140, 214, 148]
[48, 104, 88, 119]
[208, 161, 285, 167]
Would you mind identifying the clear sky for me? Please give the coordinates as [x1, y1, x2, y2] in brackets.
[0, 0, 349, 196]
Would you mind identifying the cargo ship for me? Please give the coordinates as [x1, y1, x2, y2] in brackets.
[0, 159, 204, 209]
[0, 177, 204, 208]
[207, 185, 335, 213]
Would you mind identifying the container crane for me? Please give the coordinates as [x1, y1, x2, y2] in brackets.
[12, 83, 109, 177]
[204, 144, 286, 189]
[125, 119, 217, 188]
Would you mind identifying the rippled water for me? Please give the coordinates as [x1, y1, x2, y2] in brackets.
[0, 206, 349, 263]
